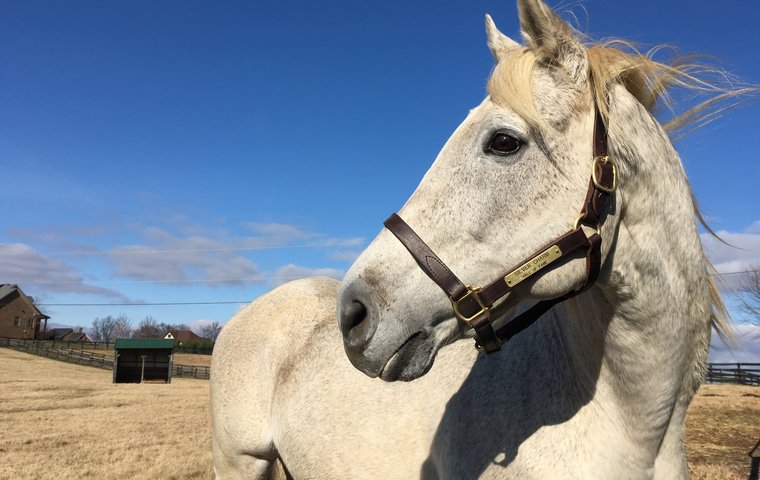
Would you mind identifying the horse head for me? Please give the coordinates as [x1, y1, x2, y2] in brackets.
[337, 0, 728, 382]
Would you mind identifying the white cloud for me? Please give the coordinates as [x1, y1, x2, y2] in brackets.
[239, 222, 365, 250]
[107, 233, 261, 286]
[186, 319, 218, 336]
[0, 243, 129, 300]
[102, 221, 363, 286]
[701, 221, 760, 290]
[709, 322, 760, 363]
[327, 249, 363, 263]
[747, 220, 760, 235]
[3, 217, 364, 295]
[270, 264, 344, 288]
[240, 222, 316, 240]
[6, 227, 103, 257]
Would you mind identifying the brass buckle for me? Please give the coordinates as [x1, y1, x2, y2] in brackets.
[592, 156, 616, 193]
[450, 286, 488, 326]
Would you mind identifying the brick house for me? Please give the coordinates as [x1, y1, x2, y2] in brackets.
[0, 284, 50, 339]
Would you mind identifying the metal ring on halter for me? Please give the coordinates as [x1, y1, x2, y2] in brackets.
[592, 156, 616, 193]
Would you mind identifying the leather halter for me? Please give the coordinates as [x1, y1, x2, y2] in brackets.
[384, 108, 615, 353]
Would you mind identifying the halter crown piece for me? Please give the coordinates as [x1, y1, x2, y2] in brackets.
[384, 107, 615, 353]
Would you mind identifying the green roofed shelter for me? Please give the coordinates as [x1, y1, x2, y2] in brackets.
[113, 338, 174, 383]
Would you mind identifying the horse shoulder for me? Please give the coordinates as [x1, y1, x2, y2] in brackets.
[211, 276, 340, 479]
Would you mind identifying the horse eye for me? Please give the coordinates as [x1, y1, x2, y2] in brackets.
[486, 131, 522, 156]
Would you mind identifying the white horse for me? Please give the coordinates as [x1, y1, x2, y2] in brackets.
[212, 0, 740, 478]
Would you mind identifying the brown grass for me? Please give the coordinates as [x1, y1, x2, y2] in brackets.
[1, 348, 757, 479]
[172, 354, 212, 367]
[686, 383, 760, 479]
[0, 349, 212, 480]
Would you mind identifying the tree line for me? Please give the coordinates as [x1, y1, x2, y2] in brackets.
[90, 315, 222, 343]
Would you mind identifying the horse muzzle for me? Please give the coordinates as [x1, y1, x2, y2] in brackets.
[337, 276, 388, 376]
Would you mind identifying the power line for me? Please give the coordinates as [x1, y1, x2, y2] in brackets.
[713, 270, 756, 277]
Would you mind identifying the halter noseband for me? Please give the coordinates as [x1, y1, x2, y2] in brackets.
[383, 108, 615, 353]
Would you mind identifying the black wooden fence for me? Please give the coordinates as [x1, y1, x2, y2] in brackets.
[705, 363, 760, 386]
[0, 337, 211, 380]
[0, 337, 213, 355]
[173, 364, 211, 380]
[1, 338, 114, 369]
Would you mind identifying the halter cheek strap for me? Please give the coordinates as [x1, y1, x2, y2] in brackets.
[383, 108, 614, 353]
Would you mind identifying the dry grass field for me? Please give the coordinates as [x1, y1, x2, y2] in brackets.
[0, 349, 212, 480]
[686, 383, 760, 479]
[1, 348, 758, 479]
[173, 353, 212, 367]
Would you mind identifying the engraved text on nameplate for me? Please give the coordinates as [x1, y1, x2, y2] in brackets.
[504, 245, 563, 287]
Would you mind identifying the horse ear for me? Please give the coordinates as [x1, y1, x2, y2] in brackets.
[485, 14, 519, 63]
[517, 0, 587, 84]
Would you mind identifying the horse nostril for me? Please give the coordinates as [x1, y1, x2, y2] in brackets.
[340, 300, 368, 336]
[339, 279, 379, 348]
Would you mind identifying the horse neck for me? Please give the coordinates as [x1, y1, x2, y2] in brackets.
[546, 85, 711, 450]
[602, 85, 712, 387]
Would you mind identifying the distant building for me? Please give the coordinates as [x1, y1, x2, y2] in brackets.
[163, 330, 203, 345]
[66, 329, 93, 343]
[45, 327, 93, 343]
[0, 284, 50, 340]
[46, 328, 72, 341]
[113, 338, 174, 383]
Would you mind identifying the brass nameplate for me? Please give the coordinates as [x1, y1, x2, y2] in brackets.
[504, 245, 563, 288]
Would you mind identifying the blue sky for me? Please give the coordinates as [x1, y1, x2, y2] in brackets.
[1, 1, 758, 358]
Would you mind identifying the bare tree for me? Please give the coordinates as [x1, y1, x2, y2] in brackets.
[133, 315, 161, 338]
[31, 293, 52, 318]
[92, 316, 117, 342]
[92, 315, 133, 342]
[157, 322, 191, 336]
[112, 314, 132, 339]
[200, 321, 223, 342]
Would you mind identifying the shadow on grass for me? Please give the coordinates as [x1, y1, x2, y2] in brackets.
[749, 438, 760, 480]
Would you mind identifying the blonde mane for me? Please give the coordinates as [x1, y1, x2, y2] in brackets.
[486, 39, 755, 340]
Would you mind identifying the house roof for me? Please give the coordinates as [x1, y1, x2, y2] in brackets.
[115, 338, 174, 350]
[45, 328, 91, 342]
[0, 284, 50, 319]
[66, 332, 92, 342]
[0, 284, 17, 302]
[48, 328, 73, 340]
